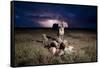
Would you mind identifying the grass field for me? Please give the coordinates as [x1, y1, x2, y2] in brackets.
[14, 29, 97, 66]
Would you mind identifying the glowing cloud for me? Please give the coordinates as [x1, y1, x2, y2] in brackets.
[37, 19, 68, 28]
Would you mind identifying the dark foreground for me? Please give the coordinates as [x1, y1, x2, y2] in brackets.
[14, 29, 97, 66]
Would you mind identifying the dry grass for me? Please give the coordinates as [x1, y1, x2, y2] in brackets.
[14, 29, 97, 66]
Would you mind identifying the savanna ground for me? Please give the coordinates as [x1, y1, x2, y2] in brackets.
[14, 28, 97, 66]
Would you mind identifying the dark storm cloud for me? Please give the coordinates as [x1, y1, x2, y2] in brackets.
[14, 1, 97, 29]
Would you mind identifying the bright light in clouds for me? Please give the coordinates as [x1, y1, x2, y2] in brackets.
[37, 19, 68, 28]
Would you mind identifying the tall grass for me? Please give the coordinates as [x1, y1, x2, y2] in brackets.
[15, 41, 97, 66]
[15, 29, 97, 66]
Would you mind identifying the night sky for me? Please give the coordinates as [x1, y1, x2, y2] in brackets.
[13, 1, 97, 29]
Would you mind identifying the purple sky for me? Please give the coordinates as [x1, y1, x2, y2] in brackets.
[13, 1, 97, 29]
